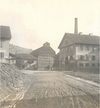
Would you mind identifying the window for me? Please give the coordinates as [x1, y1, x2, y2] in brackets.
[0, 52, 4, 59]
[65, 56, 68, 64]
[70, 56, 73, 60]
[92, 47, 94, 51]
[80, 55, 84, 60]
[92, 63, 95, 67]
[91, 55, 95, 61]
[79, 63, 84, 67]
[85, 63, 89, 67]
[85, 55, 89, 60]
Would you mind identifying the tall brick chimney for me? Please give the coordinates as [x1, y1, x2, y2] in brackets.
[74, 18, 78, 34]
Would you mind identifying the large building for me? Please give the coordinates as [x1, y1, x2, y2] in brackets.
[58, 18, 100, 73]
[31, 42, 55, 70]
[0, 26, 11, 63]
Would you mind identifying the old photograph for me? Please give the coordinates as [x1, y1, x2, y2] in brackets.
[0, 0, 100, 108]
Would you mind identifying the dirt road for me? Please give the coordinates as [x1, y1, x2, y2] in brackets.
[2, 71, 100, 108]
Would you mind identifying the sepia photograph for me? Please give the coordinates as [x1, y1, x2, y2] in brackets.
[0, 0, 100, 108]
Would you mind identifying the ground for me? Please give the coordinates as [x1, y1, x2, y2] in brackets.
[64, 71, 100, 83]
[1, 71, 100, 108]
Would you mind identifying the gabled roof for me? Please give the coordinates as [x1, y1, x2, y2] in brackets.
[31, 42, 55, 57]
[0, 26, 11, 40]
[58, 33, 100, 49]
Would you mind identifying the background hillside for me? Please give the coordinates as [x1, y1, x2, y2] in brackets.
[9, 44, 32, 54]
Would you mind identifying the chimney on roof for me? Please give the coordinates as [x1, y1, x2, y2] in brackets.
[74, 18, 78, 34]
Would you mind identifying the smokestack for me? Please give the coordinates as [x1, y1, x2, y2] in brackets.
[74, 18, 78, 34]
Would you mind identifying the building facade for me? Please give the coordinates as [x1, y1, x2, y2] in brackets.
[58, 33, 100, 73]
[31, 42, 55, 70]
[0, 26, 11, 63]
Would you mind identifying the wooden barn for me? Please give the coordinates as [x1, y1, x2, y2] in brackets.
[31, 42, 55, 70]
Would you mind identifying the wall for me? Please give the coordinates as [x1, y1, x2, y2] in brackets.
[38, 55, 54, 70]
[0, 40, 10, 63]
[58, 43, 99, 73]
[58, 44, 76, 70]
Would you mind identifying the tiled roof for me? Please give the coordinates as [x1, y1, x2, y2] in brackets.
[0, 26, 11, 40]
[31, 44, 55, 57]
[58, 33, 100, 49]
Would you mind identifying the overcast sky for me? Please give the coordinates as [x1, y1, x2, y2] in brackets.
[0, 0, 100, 52]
